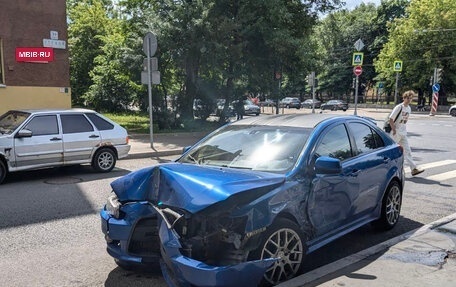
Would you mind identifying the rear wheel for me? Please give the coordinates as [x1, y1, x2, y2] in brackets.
[251, 218, 306, 286]
[450, 109, 456, 117]
[92, 148, 116, 172]
[373, 181, 402, 230]
[0, 160, 7, 184]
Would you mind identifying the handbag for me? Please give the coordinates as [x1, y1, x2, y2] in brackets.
[383, 107, 402, 133]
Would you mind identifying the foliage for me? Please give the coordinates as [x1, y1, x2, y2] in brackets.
[67, 0, 456, 132]
[375, 0, 456, 104]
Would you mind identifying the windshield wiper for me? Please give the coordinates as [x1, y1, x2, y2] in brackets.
[186, 154, 199, 165]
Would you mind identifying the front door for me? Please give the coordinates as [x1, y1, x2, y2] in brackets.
[308, 123, 355, 236]
[13, 114, 63, 170]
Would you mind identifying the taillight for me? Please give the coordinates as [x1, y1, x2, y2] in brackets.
[126, 136, 130, 144]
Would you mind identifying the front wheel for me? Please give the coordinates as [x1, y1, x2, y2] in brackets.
[251, 218, 306, 286]
[451, 109, 456, 117]
[92, 148, 116, 172]
[373, 181, 402, 230]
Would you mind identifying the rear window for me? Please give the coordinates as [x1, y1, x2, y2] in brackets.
[85, 113, 114, 130]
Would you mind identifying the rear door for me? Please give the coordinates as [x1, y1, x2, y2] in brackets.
[60, 113, 101, 164]
[13, 114, 63, 169]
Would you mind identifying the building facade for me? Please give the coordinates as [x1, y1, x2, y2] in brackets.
[0, 0, 70, 114]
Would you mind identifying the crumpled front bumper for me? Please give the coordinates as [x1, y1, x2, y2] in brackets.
[157, 217, 276, 287]
[100, 201, 160, 265]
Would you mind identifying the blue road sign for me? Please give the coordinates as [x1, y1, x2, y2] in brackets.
[432, 83, 440, 92]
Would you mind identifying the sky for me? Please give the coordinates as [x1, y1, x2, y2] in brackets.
[343, 0, 382, 10]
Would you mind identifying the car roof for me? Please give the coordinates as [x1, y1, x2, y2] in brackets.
[9, 108, 97, 115]
[231, 113, 369, 129]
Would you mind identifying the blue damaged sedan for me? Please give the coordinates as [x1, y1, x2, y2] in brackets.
[100, 114, 404, 287]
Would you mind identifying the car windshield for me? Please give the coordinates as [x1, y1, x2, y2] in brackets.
[178, 124, 310, 173]
[0, 111, 30, 135]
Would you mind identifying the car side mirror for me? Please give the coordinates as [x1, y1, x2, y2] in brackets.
[315, 156, 342, 174]
[16, 129, 33, 138]
[182, 146, 192, 154]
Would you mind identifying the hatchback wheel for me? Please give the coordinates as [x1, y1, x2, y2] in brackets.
[0, 160, 7, 184]
[451, 109, 456, 117]
[373, 181, 402, 230]
[92, 148, 116, 172]
[252, 218, 306, 286]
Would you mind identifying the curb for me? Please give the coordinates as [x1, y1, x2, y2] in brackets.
[277, 212, 456, 287]
[127, 149, 183, 159]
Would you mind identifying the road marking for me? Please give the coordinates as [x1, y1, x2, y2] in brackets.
[427, 170, 456, 181]
[404, 159, 456, 173]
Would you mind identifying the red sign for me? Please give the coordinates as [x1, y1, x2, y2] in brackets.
[16, 47, 54, 63]
[353, 65, 362, 76]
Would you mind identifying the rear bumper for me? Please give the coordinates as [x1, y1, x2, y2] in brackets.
[116, 144, 131, 159]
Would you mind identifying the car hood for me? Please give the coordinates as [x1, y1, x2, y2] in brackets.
[111, 163, 285, 214]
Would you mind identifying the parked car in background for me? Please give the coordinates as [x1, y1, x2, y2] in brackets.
[259, 99, 275, 107]
[100, 113, 404, 287]
[279, 97, 301, 109]
[0, 109, 130, 184]
[449, 105, 456, 117]
[301, 99, 321, 109]
[242, 99, 261, 116]
[321, 100, 349, 111]
[215, 99, 235, 118]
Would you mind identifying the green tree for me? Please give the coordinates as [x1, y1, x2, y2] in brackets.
[375, 0, 456, 104]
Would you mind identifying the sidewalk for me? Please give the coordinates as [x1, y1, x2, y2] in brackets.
[278, 214, 456, 287]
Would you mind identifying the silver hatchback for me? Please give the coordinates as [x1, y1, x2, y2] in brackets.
[0, 109, 130, 184]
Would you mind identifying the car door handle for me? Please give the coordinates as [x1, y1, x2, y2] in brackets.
[50, 137, 62, 141]
[383, 157, 391, 164]
[350, 169, 361, 177]
[89, 135, 100, 138]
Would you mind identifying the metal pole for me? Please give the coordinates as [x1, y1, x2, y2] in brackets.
[394, 72, 399, 104]
[311, 71, 316, 114]
[354, 75, 359, 116]
[147, 40, 154, 148]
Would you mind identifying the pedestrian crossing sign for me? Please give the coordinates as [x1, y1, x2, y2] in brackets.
[394, 61, 403, 72]
[352, 52, 363, 66]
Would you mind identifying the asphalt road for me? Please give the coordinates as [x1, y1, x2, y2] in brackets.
[0, 110, 455, 287]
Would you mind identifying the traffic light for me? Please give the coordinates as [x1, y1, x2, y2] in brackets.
[436, 68, 443, 83]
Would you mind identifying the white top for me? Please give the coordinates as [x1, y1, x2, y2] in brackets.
[389, 103, 411, 134]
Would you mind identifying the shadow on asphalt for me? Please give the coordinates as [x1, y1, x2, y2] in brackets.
[301, 216, 423, 275]
[0, 165, 130, 229]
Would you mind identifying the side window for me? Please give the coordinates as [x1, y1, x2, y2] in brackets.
[315, 124, 352, 161]
[349, 122, 384, 155]
[23, 115, 59, 136]
[85, 113, 114, 130]
[61, 114, 94, 134]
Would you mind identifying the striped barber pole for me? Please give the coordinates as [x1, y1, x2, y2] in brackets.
[429, 92, 439, 116]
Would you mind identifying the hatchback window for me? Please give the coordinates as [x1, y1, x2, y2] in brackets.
[23, 115, 59, 136]
[85, 113, 114, 130]
[315, 124, 352, 161]
[61, 114, 94, 134]
[349, 122, 384, 155]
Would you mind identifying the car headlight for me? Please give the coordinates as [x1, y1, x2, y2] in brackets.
[106, 193, 121, 218]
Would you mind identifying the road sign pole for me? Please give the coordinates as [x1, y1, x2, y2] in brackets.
[354, 75, 359, 116]
[146, 40, 154, 148]
[394, 72, 399, 104]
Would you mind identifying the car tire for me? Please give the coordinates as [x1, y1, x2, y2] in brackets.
[92, 148, 116, 172]
[0, 160, 7, 184]
[373, 181, 402, 230]
[450, 109, 456, 117]
[251, 218, 306, 286]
